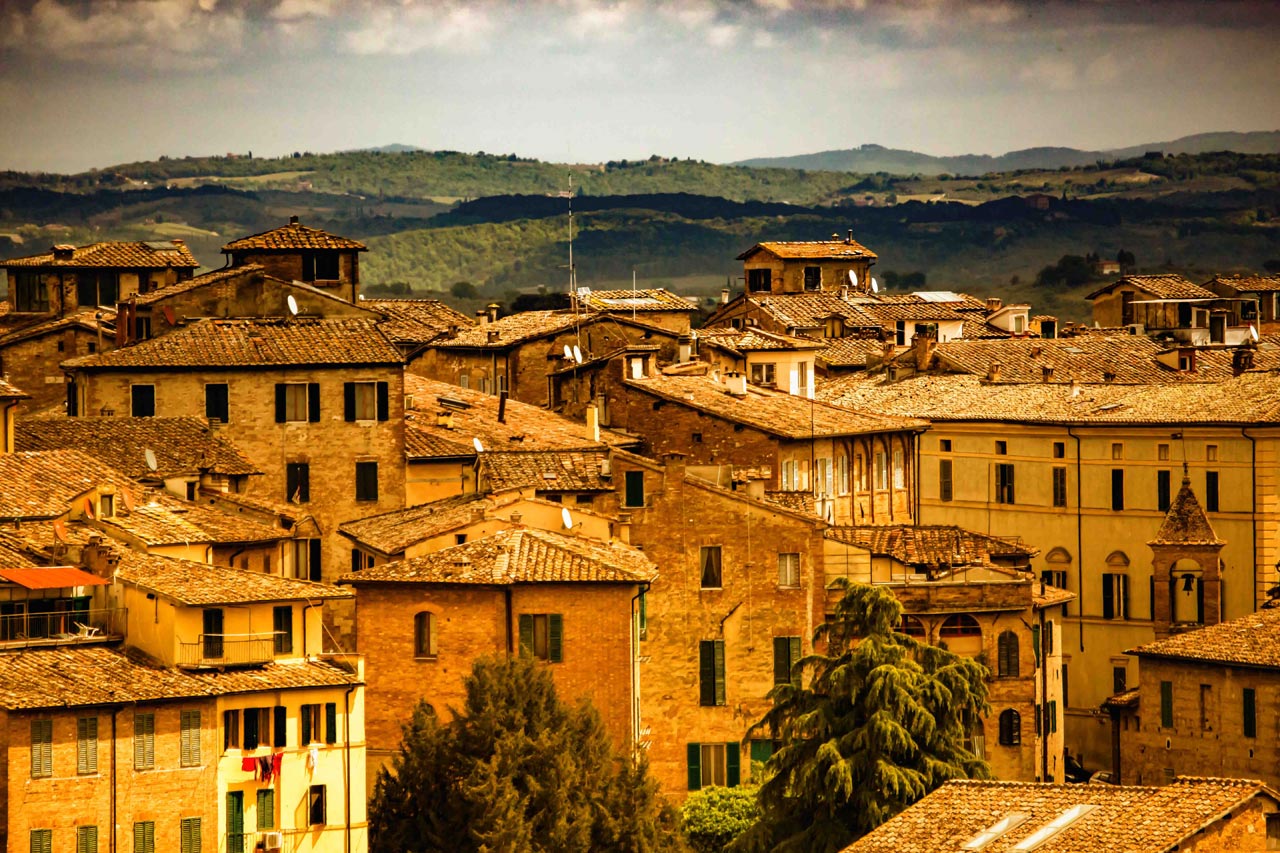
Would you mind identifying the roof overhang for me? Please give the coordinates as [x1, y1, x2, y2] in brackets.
[0, 566, 108, 589]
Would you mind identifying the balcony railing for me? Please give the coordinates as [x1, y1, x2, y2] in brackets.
[0, 607, 125, 648]
[178, 633, 278, 668]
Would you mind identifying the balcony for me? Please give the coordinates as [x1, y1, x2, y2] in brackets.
[178, 632, 279, 669]
[0, 607, 125, 649]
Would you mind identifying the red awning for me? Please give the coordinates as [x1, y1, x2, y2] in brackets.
[0, 567, 109, 589]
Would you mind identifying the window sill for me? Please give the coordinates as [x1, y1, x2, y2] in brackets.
[777, 584, 801, 591]
[414, 655, 438, 662]
[700, 587, 723, 592]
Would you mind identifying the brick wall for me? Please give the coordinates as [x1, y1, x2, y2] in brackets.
[1, 327, 108, 414]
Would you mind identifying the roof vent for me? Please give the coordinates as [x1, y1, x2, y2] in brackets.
[52, 244, 75, 261]
[487, 330, 500, 344]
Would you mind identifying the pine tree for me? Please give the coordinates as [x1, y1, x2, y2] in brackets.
[730, 581, 990, 853]
[369, 655, 684, 853]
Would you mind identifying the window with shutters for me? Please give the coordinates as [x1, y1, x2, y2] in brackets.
[773, 636, 802, 685]
[180, 817, 201, 853]
[777, 552, 800, 588]
[747, 269, 771, 292]
[276, 383, 315, 422]
[686, 742, 741, 789]
[257, 789, 275, 830]
[130, 384, 156, 417]
[1157, 469, 1171, 511]
[750, 362, 776, 387]
[1206, 471, 1220, 512]
[699, 639, 726, 706]
[204, 383, 229, 423]
[1113, 666, 1127, 694]
[273, 606, 293, 655]
[242, 708, 273, 751]
[30, 829, 52, 853]
[1244, 688, 1257, 739]
[76, 825, 98, 853]
[132, 821, 154, 853]
[1052, 466, 1067, 507]
[623, 470, 644, 507]
[700, 546, 723, 588]
[1160, 680, 1174, 728]
[995, 463, 1015, 504]
[286, 462, 310, 503]
[30, 718, 52, 778]
[1111, 469, 1125, 510]
[346, 382, 378, 421]
[998, 709, 1021, 746]
[180, 709, 201, 767]
[518, 614, 563, 662]
[355, 461, 379, 501]
[996, 631, 1020, 678]
[939, 459, 953, 501]
[223, 710, 240, 751]
[1102, 573, 1130, 620]
[414, 611, 437, 658]
[803, 266, 821, 291]
[134, 712, 155, 770]
[293, 539, 321, 582]
[308, 785, 327, 826]
[301, 704, 322, 745]
[77, 716, 98, 774]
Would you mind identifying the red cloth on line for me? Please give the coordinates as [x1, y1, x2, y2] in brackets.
[241, 756, 256, 772]
[272, 752, 283, 781]
[258, 756, 272, 782]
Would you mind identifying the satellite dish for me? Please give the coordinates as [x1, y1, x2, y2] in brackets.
[286, 294, 299, 316]
[847, 270, 858, 288]
[563, 344, 573, 360]
[472, 437, 484, 453]
[1251, 324, 1260, 342]
[871, 277, 879, 293]
[572, 345, 583, 364]
[561, 507, 573, 530]
[143, 448, 158, 472]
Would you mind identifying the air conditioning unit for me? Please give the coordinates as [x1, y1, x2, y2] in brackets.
[264, 831, 284, 851]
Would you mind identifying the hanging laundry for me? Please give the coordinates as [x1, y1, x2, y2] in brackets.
[241, 755, 257, 773]
[307, 745, 319, 772]
[272, 752, 283, 783]
[258, 755, 273, 783]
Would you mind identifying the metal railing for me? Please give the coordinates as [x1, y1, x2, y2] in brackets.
[0, 607, 125, 648]
[178, 633, 277, 668]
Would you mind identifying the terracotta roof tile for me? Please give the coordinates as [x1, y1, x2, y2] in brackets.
[0, 450, 135, 519]
[480, 450, 611, 492]
[825, 525, 1037, 569]
[338, 493, 492, 556]
[0, 241, 199, 270]
[0, 377, 29, 398]
[16, 417, 257, 479]
[433, 310, 583, 348]
[0, 530, 42, 567]
[221, 221, 366, 252]
[626, 372, 927, 439]
[746, 293, 878, 330]
[97, 500, 286, 547]
[114, 548, 350, 605]
[816, 337, 887, 368]
[1205, 273, 1280, 293]
[0, 645, 359, 711]
[1086, 273, 1216, 301]
[340, 527, 655, 585]
[696, 327, 825, 355]
[738, 239, 877, 261]
[131, 264, 266, 306]
[578, 288, 696, 313]
[365, 298, 474, 345]
[0, 309, 115, 349]
[841, 777, 1276, 853]
[762, 490, 815, 514]
[404, 423, 476, 460]
[63, 317, 403, 369]
[1150, 474, 1222, 545]
[1129, 607, 1280, 668]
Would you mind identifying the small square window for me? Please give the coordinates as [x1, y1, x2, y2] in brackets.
[939, 439, 952, 453]
[1158, 443, 1170, 461]
[1112, 442, 1123, 460]
[995, 440, 1007, 455]
[692, 432, 703, 443]
[700, 546, 723, 588]
[777, 552, 800, 588]
[1053, 441, 1065, 459]
[1207, 444, 1219, 462]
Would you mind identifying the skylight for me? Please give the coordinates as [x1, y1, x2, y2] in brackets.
[1011, 804, 1098, 851]
[961, 812, 1030, 850]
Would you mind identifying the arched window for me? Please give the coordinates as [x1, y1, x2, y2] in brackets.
[940, 614, 982, 656]
[997, 630, 1020, 678]
[898, 616, 926, 638]
[999, 709, 1021, 746]
[414, 612, 437, 658]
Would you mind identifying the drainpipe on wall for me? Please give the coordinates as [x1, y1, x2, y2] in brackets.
[629, 581, 650, 750]
[504, 587, 514, 655]
[1242, 427, 1258, 613]
[110, 707, 119, 853]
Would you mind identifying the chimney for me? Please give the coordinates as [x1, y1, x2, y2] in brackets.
[986, 297, 1003, 313]
[52, 244, 74, 261]
[585, 403, 601, 442]
[1233, 347, 1254, 376]
[486, 303, 500, 323]
[914, 335, 937, 371]
[170, 238, 185, 247]
[724, 371, 748, 396]
[846, 229, 853, 244]
[436, 410, 453, 428]
[1041, 365, 1054, 382]
[987, 361, 1002, 382]
[487, 330, 500, 344]
[471, 505, 486, 522]
[720, 288, 730, 305]
[289, 215, 299, 225]
[677, 334, 692, 364]
[476, 309, 488, 326]
[510, 509, 523, 526]
[616, 512, 632, 544]
[447, 323, 459, 337]
[79, 536, 120, 579]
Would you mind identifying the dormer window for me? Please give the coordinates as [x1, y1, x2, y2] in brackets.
[747, 269, 771, 292]
[100, 494, 114, 518]
[628, 356, 650, 380]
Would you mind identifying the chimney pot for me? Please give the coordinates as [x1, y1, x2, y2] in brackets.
[289, 215, 299, 225]
[585, 404, 601, 442]
[487, 303, 500, 323]
[846, 229, 853, 244]
[987, 361, 1002, 382]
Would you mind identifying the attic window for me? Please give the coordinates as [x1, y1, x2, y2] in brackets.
[1011, 805, 1098, 851]
[961, 813, 1030, 850]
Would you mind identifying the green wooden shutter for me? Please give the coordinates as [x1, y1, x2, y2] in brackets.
[325, 703, 337, 744]
[308, 538, 322, 582]
[686, 743, 701, 791]
[699, 642, 716, 706]
[714, 639, 726, 706]
[789, 637, 801, 684]
[1031, 625, 1041, 666]
[518, 614, 534, 655]
[274, 384, 287, 422]
[180, 817, 201, 853]
[1121, 574, 1130, 620]
[1101, 573, 1114, 619]
[301, 705, 312, 745]
[376, 381, 390, 421]
[78, 716, 98, 774]
[274, 706, 287, 748]
[133, 821, 154, 853]
[725, 742, 740, 787]
[226, 793, 244, 853]
[750, 739, 773, 766]
[1244, 688, 1257, 738]
[32, 829, 52, 853]
[773, 636, 789, 685]
[77, 825, 98, 853]
[243, 710, 259, 750]
[1161, 681, 1174, 727]
[134, 713, 154, 770]
[548, 614, 563, 663]
[343, 382, 356, 421]
[180, 710, 200, 767]
[307, 383, 321, 422]
[31, 719, 51, 777]
[256, 789, 275, 830]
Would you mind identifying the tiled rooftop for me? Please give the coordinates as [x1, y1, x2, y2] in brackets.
[0, 240, 199, 269]
[0, 309, 115, 348]
[1205, 273, 1280, 293]
[16, 417, 258, 479]
[696, 327, 825, 354]
[365, 298, 474, 345]
[1129, 607, 1280, 668]
[0, 377, 28, 398]
[747, 293, 877, 329]
[816, 337, 890, 368]
[840, 777, 1275, 853]
[404, 422, 476, 460]
[1150, 475, 1222, 545]
[97, 500, 286, 547]
[338, 492, 493, 556]
[818, 370, 1280, 425]
[0, 450, 135, 519]
[738, 239, 877, 261]
[63, 317, 403, 369]
[114, 548, 351, 605]
[433, 309, 584, 348]
[1086, 273, 1216, 301]
[480, 450, 612, 493]
[578, 288, 696, 313]
[0, 645, 359, 711]
[221, 220, 366, 252]
[339, 527, 656, 586]
[825, 525, 1037, 568]
[626, 372, 927, 439]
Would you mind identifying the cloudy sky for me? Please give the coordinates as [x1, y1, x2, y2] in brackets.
[1, 0, 1277, 173]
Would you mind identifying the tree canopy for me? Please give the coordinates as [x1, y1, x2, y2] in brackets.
[369, 655, 682, 853]
[730, 581, 990, 853]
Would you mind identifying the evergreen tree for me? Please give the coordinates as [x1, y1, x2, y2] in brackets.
[369, 655, 683, 853]
[730, 581, 990, 853]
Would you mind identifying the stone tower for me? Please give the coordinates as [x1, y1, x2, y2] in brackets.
[1148, 466, 1224, 639]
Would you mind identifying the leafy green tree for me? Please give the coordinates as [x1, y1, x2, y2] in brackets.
[369, 655, 683, 853]
[449, 280, 478, 299]
[682, 785, 760, 853]
[730, 581, 990, 853]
